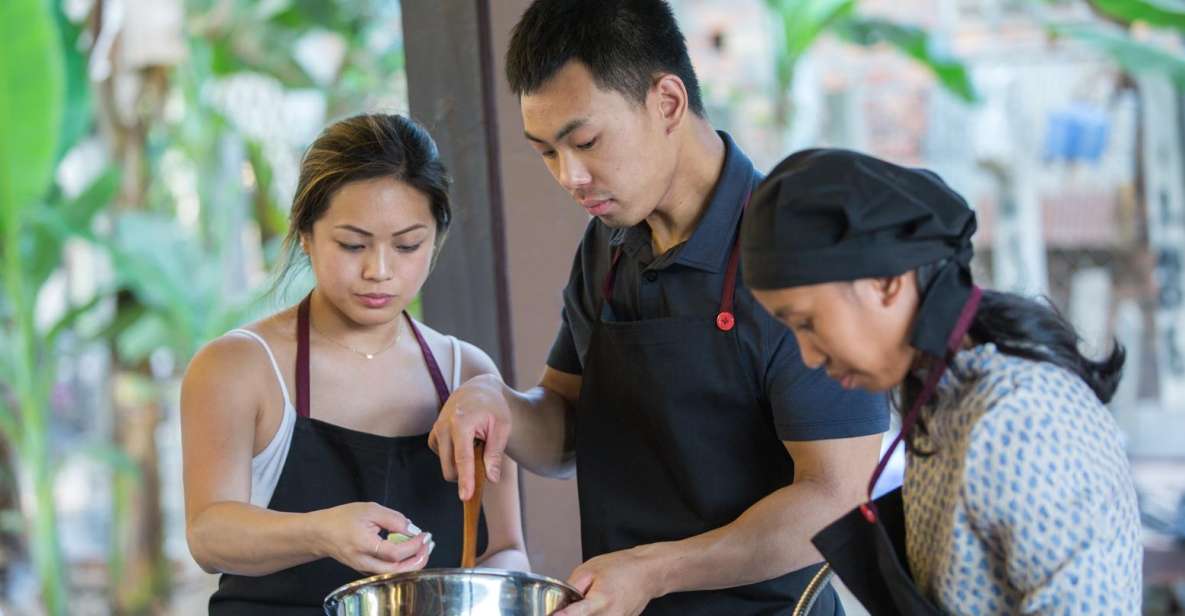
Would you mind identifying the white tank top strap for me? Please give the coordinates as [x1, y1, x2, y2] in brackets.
[226, 328, 296, 508]
[449, 336, 463, 392]
[227, 328, 293, 409]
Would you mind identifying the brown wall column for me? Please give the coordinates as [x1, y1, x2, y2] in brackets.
[402, 0, 515, 376]
[489, 0, 589, 580]
[403, 0, 588, 580]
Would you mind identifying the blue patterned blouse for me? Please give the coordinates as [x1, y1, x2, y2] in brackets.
[903, 343, 1142, 615]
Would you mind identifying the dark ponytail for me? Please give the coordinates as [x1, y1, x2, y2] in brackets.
[902, 261, 1125, 455]
[966, 290, 1125, 403]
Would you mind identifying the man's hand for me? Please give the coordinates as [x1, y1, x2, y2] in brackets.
[428, 373, 512, 500]
[554, 547, 666, 616]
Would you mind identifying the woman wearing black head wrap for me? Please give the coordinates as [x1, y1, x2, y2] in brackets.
[741, 149, 1141, 615]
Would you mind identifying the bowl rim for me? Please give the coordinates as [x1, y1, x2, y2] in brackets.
[323, 567, 583, 609]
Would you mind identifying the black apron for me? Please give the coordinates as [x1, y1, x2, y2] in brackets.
[575, 192, 839, 616]
[209, 295, 487, 615]
[811, 287, 983, 616]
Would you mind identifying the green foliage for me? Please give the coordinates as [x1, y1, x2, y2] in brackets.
[834, 16, 980, 102]
[766, 0, 856, 88]
[52, 2, 93, 163]
[0, 0, 70, 611]
[763, 0, 980, 132]
[26, 169, 121, 296]
[0, 0, 415, 609]
[109, 213, 255, 362]
[0, 0, 64, 215]
[1052, 21, 1185, 86]
[1091, 0, 1185, 30]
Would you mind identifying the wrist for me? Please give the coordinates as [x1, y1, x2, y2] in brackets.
[631, 541, 679, 599]
[302, 509, 328, 559]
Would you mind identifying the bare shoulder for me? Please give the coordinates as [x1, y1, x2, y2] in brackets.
[456, 339, 499, 380]
[405, 317, 500, 381]
[182, 333, 268, 405]
[181, 306, 298, 408]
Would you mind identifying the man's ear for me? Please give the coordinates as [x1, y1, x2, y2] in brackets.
[651, 73, 689, 135]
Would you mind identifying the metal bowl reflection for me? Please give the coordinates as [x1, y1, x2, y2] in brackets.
[323, 568, 582, 616]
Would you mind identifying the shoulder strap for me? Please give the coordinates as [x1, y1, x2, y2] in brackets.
[227, 329, 293, 410]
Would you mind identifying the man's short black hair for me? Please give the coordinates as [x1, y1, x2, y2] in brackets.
[506, 0, 706, 117]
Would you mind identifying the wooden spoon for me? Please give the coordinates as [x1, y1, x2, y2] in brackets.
[461, 440, 486, 568]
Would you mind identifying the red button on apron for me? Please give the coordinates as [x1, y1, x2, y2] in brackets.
[859, 502, 877, 524]
[715, 311, 735, 332]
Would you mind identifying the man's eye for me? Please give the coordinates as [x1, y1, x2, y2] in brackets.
[576, 138, 597, 150]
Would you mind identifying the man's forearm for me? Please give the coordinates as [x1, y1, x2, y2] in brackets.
[503, 384, 577, 479]
[639, 478, 860, 595]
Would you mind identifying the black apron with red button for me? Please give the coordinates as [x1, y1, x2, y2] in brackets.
[575, 192, 840, 616]
[209, 295, 487, 615]
[811, 287, 983, 616]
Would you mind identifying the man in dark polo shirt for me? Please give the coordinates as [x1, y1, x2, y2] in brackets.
[428, 1, 888, 614]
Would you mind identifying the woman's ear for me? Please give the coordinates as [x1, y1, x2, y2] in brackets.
[878, 272, 912, 307]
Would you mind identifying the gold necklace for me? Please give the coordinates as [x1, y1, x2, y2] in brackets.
[310, 318, 403, 360]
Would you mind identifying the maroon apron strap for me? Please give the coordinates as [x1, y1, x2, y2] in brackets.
[715, 231, 743, 332]
[714, 187, 752, 332]
[600, 188, 754, 332]
[405, 315, 451, 407]
[296, 294, 312, 419]
[600, 249, 625, 305]
[861, 285, 983, 521]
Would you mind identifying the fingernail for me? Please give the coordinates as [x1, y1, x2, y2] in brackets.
[489, 465, 500, 482]
[422, 532, 432, 544]
[428, 541, 436, 553]
[407, 523, 422, 535]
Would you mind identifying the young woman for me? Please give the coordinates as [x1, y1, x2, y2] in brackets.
[181, 113, 528, 614]
[740, 148, 1141, 615]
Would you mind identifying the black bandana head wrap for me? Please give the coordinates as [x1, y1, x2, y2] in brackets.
[741, 148, 978, 359]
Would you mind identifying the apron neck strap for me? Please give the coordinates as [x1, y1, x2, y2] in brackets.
[715, 187, 752, 332]
[601, 188, 753, 334]
[296, 294, 312, 419]
[600, 249, 625, 305]
[405, 316, 451, 407]
[295, 292, 452, 418]
[865, 285, 983, 501]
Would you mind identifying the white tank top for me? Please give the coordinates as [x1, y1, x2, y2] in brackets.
[226, 328, 464, 508]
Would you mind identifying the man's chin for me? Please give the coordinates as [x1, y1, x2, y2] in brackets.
[593, 210, 641, 229]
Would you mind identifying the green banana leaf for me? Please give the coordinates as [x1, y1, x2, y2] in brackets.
[107, 213, 255, 363]
[52, 2, 93, 163]
[1091, 0, 1185, 31]
[0, 0, 65, 223]
[1051, 21, 1185, 85]
[25, 169, 120, 294]
[766, 0, 856, 86]
[833, 16, 981, 103]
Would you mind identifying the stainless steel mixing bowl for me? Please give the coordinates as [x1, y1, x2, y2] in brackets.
[323, 568, 582, 616]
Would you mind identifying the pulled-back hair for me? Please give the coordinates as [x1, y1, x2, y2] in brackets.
[904, 260, 1125, 455]
[271, 113, 451, 296]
